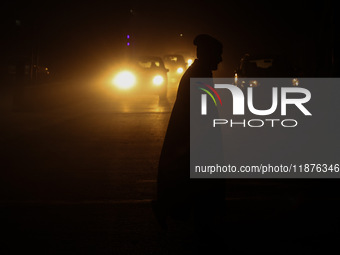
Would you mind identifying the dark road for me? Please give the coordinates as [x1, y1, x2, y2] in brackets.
[1, 80, 339, 254]
[1, 80, 175, 254]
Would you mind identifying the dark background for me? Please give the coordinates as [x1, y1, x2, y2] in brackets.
[1, 1, 339, 254]
[1, 0, 338, 80]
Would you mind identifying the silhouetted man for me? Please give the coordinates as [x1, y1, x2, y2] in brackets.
[153, 35, 225, 237]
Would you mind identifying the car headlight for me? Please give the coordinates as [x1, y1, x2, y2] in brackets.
[177, 67, 184, 74]
[187, 58, 193, 67]
[153, 75, 164, 86]
[112, 71, 136, 89]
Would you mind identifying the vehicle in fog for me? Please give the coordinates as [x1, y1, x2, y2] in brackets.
[112, 56, 168, 99]
[1, 55, 50, 85]
[234, 54, 299, 88]
[163, 54, 187, 83]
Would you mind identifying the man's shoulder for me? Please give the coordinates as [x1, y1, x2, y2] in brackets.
[184, 62, 212, 79]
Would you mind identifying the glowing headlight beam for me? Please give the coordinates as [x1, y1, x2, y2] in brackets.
[112, 71, 136, 89]
[153, 75, 164, 86]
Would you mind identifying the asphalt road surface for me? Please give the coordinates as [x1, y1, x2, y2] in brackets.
[1, 79, 339, 254]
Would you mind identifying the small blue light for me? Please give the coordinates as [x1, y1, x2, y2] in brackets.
[127, 35, 130, 39]
[127, 42, 130, 46]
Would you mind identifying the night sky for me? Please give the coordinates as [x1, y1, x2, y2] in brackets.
[1, 0, 335, 77]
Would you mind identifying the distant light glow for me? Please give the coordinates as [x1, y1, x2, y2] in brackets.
[127, 35, 130, 39]
[292, 78, 299, 86]
[250, 80, 258, 87]
[127, 42, 130, 46]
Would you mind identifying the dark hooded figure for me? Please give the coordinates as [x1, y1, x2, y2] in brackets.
[153, 35, 225, 232]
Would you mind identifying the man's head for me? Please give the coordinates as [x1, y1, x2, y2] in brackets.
[193, 34, 223, 70]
